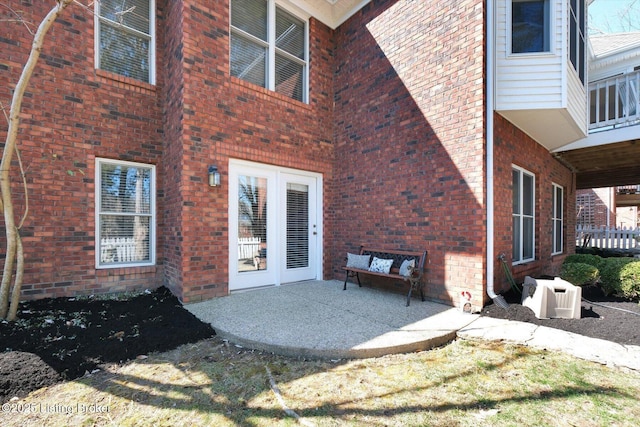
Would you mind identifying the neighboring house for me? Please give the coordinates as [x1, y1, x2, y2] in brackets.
[577, 186, 640, 228]
[0, 0, 636, 309]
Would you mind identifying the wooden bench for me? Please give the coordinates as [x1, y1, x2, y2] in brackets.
[342, 246, 427, 306]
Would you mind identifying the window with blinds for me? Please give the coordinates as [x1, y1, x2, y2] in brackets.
[552, 184, 564, 255]
[286, 183, 309, 269]
[513, 166, 535, 264]
[230, 0, 307, 102]
[96, 159, 155, 268]
[96, 0, 155, 84]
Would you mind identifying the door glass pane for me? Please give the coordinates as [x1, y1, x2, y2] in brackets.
[286, 183, 309, 269]
[238, 175, 268, 272]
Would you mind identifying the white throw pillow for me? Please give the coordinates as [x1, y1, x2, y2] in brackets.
[368, 257, 393, 274]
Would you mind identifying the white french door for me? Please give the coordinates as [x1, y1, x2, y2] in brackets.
[229, 161, 321, 291]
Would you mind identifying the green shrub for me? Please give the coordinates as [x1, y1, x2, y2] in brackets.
[600, 257, 635, 296]
[560, 262, 599, 286]
[563, 254, 605, 271]
[620, 261, 640, 300]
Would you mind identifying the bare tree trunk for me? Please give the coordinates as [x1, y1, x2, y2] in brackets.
[0, 0, 75, 320]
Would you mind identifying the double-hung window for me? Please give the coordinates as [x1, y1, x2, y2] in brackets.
[95, 0, 156, 84]
[513, 166, 535, 264]
[511, 0, 550, 54]
[552, 184, 564, 255]
[569, 0, 586, 84]
[230, 0, 308, 102]
[96, 159, 156, 268]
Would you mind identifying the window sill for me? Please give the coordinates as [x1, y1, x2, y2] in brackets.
[95, 69, 156, 95]
[507, 51, 556, 59]
[96, 265, 157, 275]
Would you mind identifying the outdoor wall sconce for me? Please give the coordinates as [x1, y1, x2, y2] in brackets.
[208, 165, 221, 187]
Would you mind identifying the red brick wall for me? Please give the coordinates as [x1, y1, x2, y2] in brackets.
[0, 0, 577, 308]
[493, 113, 575, 296]
[331, 0, 487, 307]
[169, 1, 335, 302]
[160, 0, 187, 300]
[0, 1, 165, 298]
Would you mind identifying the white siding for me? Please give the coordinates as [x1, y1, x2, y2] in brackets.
[495, 0, 588, 149]
[567, 67, 588, 135]
[495, 0, 564, 111]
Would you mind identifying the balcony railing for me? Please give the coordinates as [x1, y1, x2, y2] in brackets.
[589, 69, 640, 131]
[617, 185, 640, 195]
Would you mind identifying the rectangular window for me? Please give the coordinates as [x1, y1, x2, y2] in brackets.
[511, 0, 550, 54]
[513, 166, 535, 264]
[96, 159, 156, 268]
[552, 184, 564, 255]
[230, 0, 308, 102]
[96, 0, 155, 84]
[569, 0, 586, 84]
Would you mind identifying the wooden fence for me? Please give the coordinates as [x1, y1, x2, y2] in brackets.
[576, 225, 640, 249]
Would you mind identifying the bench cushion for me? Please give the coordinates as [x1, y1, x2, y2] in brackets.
[368, 257, 393, 274]
[346, 253, 371, 270]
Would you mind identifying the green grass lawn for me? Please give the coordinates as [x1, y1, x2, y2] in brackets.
[4, 337, 640, 426]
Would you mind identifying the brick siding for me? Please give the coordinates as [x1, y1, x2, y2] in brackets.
[0, 0, 576, 308]
[331, 0, 488, 307]
[0, 1, 165, 298]
[493, 113, 575, 294]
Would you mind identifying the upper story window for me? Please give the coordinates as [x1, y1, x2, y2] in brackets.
[230, 0, 308, 103]
[511, 0, 550, 54]
[95, 0, 156, 84]
[96, 159, 156, 268]
[569, 0, 586, 84]
[513, 166, 535, 264]
[552, 184, 564, 255]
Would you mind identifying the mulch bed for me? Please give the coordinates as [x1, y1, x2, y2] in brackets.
[0, 287, 215, 404]
[481, 284, 640, 346]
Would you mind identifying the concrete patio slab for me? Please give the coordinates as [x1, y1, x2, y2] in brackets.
[186, 280, 478, 359]
[186, 280, 640, 371]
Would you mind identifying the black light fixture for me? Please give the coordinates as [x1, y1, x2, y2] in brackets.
[208, 165, 221, 187]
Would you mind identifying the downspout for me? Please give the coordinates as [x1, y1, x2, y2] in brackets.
[486, 0, 508, 308]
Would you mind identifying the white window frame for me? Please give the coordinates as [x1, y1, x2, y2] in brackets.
[95, 158, 156, 269]
[94, 0, 156, 85]
[509, 0, 552, 55]
[552, 183, 564, 255]
[513, 165, 536, 265]
[569, 0, 586, 84]
[230, 0, 309, 103]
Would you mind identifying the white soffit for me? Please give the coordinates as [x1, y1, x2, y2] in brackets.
[284, 0, 371, 29]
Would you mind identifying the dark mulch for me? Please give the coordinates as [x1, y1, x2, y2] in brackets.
[0, 287, 215, 404]
[482, 284, 640, 346]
